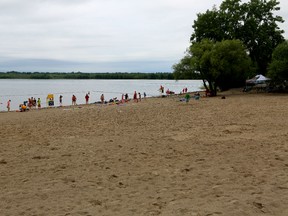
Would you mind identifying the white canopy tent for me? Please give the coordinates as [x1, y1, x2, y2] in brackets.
[246, 74, 270, 84]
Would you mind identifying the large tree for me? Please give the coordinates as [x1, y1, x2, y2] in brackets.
[268, 40, 288, 85]
[173, 39, 251, 96]
[191, 0, 285, 74]
[210, 40, 252, 91]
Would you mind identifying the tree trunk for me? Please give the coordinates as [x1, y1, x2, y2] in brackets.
[208, 81, 217, 96]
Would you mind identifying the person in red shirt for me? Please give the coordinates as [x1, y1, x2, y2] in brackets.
[72, 95, 77, 105]
[85, 93, 89, 104]
[133, 91, 138, 102]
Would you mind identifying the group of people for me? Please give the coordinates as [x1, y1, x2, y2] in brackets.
[4, 87, 195, 112]
[182, 87, 188, 93]
[70, 91, 147, 106]
[159, 85, 179, 96]
[133, 91, 146, 102]
[183, 91, 201, 103]
[71, 93, 104, 105]
[18, 97, 41, 112]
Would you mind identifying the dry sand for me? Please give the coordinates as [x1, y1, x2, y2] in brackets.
[0, 90, 288, 216]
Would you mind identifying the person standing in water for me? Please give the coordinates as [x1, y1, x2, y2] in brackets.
[100, 94, 105, 104]
[133, 91, 138, 102]
[72, 95, 77, 105]
[59, 95, 63, 106]
[85, 93, 90, 104]
[7, 99, 11, 112]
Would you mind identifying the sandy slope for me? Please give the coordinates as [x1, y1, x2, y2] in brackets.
[0, 91, 288, 216]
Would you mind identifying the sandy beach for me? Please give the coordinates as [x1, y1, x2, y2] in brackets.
[0, 90, 288, 216]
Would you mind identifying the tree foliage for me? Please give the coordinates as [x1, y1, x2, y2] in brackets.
[268, 40, 288, 84]
[191, 0, 285, 74]
[189, 39, 251, 95]
[172, 54, 201, 80]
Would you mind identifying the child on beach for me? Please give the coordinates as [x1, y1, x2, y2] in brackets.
[7, 100, 11, 112]
[185, 93, 191, 103]
[37, 98, 41, 108]
[19, 104, 27, 112]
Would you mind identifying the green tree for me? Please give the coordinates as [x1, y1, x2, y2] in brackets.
[268, 40, 288, 84]
[190, 39, 215, 94]
[191, 6, 226, 42]
[240, 0, 285, 74]
[188, 39, 251, 96]
[172, 53, 200, 80]
[210, 40, 252, 91]
[191, 0, 285, 74]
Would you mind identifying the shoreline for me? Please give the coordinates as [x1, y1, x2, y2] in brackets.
[0, 90, 207, 113]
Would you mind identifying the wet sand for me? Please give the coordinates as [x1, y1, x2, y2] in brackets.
[0, 90, 288, 216]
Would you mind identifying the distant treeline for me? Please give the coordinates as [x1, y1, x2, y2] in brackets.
[0, 71, 201, 80]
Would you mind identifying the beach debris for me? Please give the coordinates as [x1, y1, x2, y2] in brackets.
[61, 153, 72, 157]
[182, 168, 191, 172]
[0, 159, 7, 164]
[205, 212, 223, 216]
[146, 209, 161, 215]
[109, 174, 118, 179]
[89, 199, 102, 206]
[274, 155, 284, 161]
[151, 171, 159, 176]
[253, 201, 264, 210]
[62, 177, 76, 183]
[278, 186, 288, 190]
[195, 158, 205, 162]
[32, 155, 50, 160]
[117, 181, 126, 188]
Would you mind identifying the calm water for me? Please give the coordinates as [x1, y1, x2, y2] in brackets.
[0, 79, 202, 111]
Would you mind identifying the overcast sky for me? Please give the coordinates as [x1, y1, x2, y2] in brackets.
[0, 0, 287, 72]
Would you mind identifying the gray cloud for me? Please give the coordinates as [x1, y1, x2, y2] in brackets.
[0, 0, 287, 72]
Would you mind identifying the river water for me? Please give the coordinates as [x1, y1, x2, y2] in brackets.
[0, 79, 202, 111]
